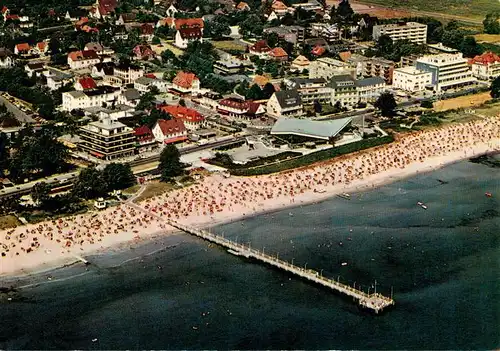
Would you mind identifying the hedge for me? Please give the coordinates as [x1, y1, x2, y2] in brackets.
[230, 135, 395, 176]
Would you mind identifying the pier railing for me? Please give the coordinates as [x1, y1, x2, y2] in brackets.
[170, 221, 395, 314]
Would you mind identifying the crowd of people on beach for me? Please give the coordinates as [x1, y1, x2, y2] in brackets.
[0, 117, 498, 272]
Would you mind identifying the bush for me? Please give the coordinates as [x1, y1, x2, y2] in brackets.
[230, 136, 395, 176]
[420, 100, 434, 108]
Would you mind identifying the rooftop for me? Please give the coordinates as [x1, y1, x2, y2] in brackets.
[271, 117, 352, 140]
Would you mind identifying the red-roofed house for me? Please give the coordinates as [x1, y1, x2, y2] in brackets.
[135, 125, 158, 152]
[75, 17, 89, 29]
[152, 119, 188, 145]
[67, 50, 100, 69]
[14, 43, 31, 56]
[268, 47, 289, 62]
[156, 17, 174, 28]
[75, 76, 98, 90]
[174, 18, 204, 30]
[249, 40, 271, 57]
[469, 51, 500, 80]
[132, 44, 155, 61]
[271, 0, 289, 15]
[311, 46, 326, 57]
[175, 27, 203, 49]
[236, 2, 250, 11]
[158, 105, 205, 130]
[171, 71, 200, 95]
[140, 23, 155, 42]
[34, 42, 49, 56]
[217, 98, 265, 120]
[93, 0, 117, 19]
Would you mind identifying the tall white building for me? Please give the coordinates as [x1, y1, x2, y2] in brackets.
[372, 22, 427, 44]
[393, 66, 433, 92]
[416, 53, 476, 92]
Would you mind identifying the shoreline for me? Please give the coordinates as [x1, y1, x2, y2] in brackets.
[0, 118, 499, 279]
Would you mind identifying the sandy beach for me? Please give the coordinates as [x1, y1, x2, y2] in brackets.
[1, 117, 499, 277]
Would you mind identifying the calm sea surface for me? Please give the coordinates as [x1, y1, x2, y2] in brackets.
[0, 156, 499, 350]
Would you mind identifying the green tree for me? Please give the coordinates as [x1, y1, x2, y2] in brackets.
[420, 100, 433, 108]
[374, 92, 397, 117]
[159, 145, 184, 181]
[265, 32, 279, 48]
[203, 16, 231, 39]
[136, 91, 157, 111]
[262, 82, 276, 99]
[460, 36, 483, 58]
[491, 76, 500, 98]
[483, 12, 500, 34]
[102, 163, 136, 191]
[441, 29, 465, 50]
[246, 84, 263, 100]
[151, 36, 161, 45]
[31, 181, 51, 206]
[72, 167, 108, 199]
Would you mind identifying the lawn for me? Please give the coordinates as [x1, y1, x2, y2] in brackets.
[132, 181, 175, 203]
[0, 215, 21, 230]
[474, 34, 500, 44]
[350, 0, 500, 21]
[433, 92, 492, 112]
[212, 40, 247, 52]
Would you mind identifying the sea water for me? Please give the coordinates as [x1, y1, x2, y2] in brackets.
[0, 156, 498, 349]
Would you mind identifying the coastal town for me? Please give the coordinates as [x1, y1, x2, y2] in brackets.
[0, 0, 498, 278]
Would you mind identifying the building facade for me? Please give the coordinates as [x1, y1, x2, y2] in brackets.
[416, 53, 476, 92]
[78, 117, 135, 160]
[285, 78, 331, 105]
[266, 90, 303, 118]
[469, 52, 500, 80]
[372, 22, 427, 44]
[309, 57, 356, 80]
[393, 66, 433, 92]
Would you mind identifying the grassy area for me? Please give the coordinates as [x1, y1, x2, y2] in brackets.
[0, 215, 21, 229]
[132, 181, 175, 203]
[160, 41, 184, 57]
[474, 34, 500, 44]
[433, 91, 492, 112]
[212, 40, 247, 52]
[230, 136, 394, 176]
[354, 0, 500, 21]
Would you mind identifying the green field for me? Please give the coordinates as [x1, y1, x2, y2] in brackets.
[357, 0, 500, 21]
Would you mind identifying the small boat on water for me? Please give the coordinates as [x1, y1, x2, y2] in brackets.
[485, 192, 492, 197]
[341, 262, 348, 266]
[417, 201, 427, 209]
[337, 193, 351, 200]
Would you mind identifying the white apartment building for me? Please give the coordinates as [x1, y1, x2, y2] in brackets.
[393, 66, 433, 92]
[284, 78, 331, 105]
[356, 77, 386, 102]
[62, 86, 120, 111]
[372, 22, 427, 44]
[114, 64, 144, 84]
[416, 53, 476, 92]
[309, 57, 355, 80]
[67, 50, 100, 70]
[329, 75, 358, 107]
[78, 117, 136, 160]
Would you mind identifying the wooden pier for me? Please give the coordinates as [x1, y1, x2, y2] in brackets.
[127, 202, 395, 314]
[171, 221, 395, 314]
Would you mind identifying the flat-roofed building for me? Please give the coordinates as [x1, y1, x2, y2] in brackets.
[78, 117, 136, 160]
[372, 22, 427, 44]
[416, 53, 476, 92]
[393, 66, 433, 92]
[309, 57, 355, 80]
[271, 116, 352, 141]
[329, 75, 358, 107]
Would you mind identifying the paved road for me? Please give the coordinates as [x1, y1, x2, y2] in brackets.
[0, 137, 247, 199]
[0, 95, 35, 124]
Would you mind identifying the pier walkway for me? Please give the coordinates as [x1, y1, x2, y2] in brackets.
[171, 221, 394, 313]
[127, 202, 395, 313]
